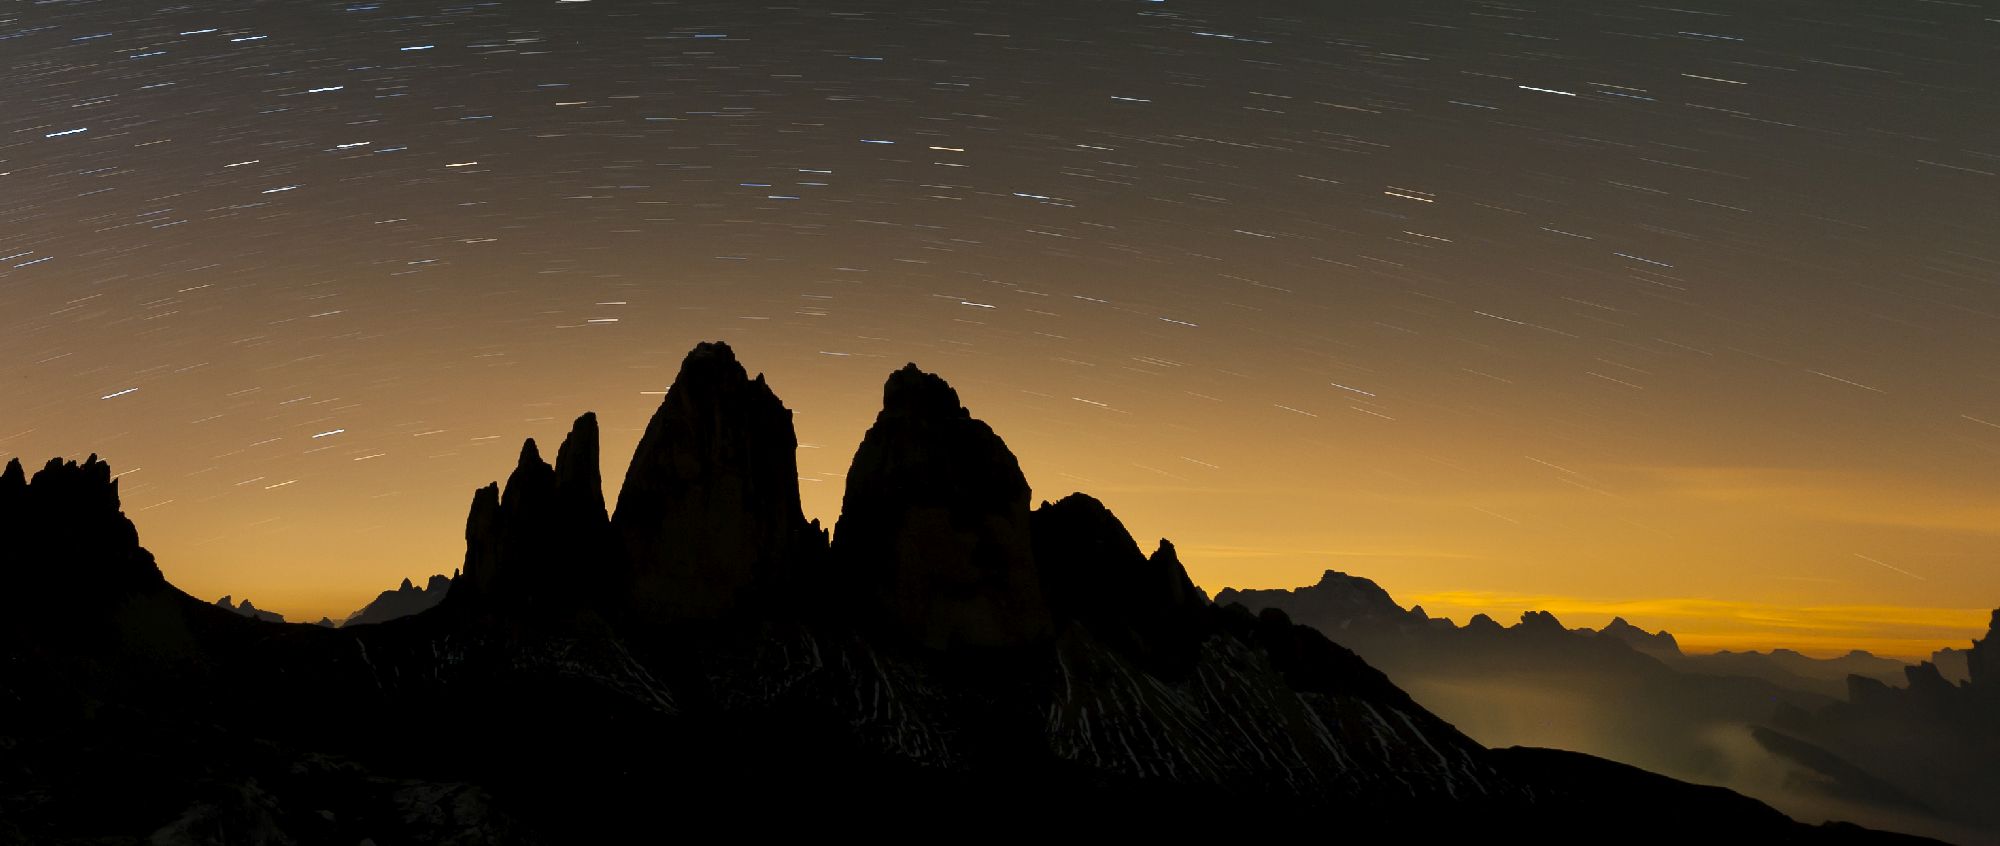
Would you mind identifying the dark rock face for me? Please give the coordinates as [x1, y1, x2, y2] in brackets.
[611, 342, 818, 621]
[454, 482, 503, 603]
[832, 364, 1051, 650]
[342, 573, 454, 627]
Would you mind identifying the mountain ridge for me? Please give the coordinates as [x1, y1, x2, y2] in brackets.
[0, 344, 1941, 843]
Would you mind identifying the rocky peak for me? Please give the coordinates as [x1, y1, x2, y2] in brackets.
[554, 412, 607, 522]
[1597, 616, 1683, 658]
[1517, 610, 1568, 634]
[612, 341, 816, 621]
[1032, 493, 1141, 617]
[399, 578, 416, 592]
[832, 363, 1050, 649]
[881, 362, 967, 420]
[447, 416, 615, 622]
[1032, 494, 1204, 668]
[501, 439, 557, 514]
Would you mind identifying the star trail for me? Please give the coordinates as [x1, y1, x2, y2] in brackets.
[3, 0, 1996, 654]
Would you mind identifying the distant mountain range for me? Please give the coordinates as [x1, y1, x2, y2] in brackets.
[1216, 570, 1999, 841]
[0, 343, 1944, 843]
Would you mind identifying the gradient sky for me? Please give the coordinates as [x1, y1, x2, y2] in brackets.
[3, 0, 1996, 655]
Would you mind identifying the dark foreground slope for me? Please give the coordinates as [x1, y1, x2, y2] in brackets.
[0, 344, 1938, 844]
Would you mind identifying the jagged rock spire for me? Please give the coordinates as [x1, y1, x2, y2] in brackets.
[455, 482, 503, 602]
[0, 460, 22, 540]
[449, 412, 614, 620]
[612, 341, 817, 621]
[554, 411, 607, 523]
[832, 363, 1051, 649]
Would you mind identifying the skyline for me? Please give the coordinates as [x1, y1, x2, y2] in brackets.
[41, 349, 1997, 659]
[4, 0, 1998, 657]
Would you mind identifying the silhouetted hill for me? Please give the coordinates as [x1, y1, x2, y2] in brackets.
[340, 573, 453, 627]
[215, 595, 285, 623]
[0, 347, 1938, 843]
[1594, 616, 1683, 660]
[1214, 570, 1985, 841]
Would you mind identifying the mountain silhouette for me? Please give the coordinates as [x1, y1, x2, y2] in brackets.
[1215, 569, 1987, 841]
[214, 595, 285, 623]
[340, 573, 454, 627]
[0, 346, 1945, 843]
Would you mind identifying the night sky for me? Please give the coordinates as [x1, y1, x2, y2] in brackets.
[4, 0, 1996, 654]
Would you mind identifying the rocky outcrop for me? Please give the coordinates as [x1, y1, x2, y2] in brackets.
[611, 342, 820, 621]
[342, 574, 454, 627]
[215, 596, 285, 623]
[832, 364, 1051, 650]
[0, 455, 168, 623]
